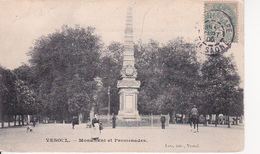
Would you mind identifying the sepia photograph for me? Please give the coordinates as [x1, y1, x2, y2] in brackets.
[0, 0, 245, 153]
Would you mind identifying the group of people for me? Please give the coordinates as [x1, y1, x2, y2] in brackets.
[72, 105, 199, 139]
[160, 105, 199, 130]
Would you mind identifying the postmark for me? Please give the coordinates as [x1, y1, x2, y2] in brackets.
[196, 2, 238, 55]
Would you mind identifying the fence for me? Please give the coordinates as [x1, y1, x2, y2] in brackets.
[1, 114, 170, 128]
[98, 114, 170, 127]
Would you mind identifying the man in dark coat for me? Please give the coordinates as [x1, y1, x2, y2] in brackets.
[112, 113, 116, 128]
[72, 116, 79, 129]
[161, 115, 166, 129]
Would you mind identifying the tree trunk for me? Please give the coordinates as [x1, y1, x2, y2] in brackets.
[8, 115, 10, 127]
[38, 114, 40, 124]
[209, 114, 212, 124]
[18, 115, 21, 126]
[26, 115, 29, 125]
[1, 114, 4, 128]
[204, 114, 208, 126]
[181, 114, 184, 123]
[172, 111, 176, 124]
[236, 116, 238, 125]
[22, 115, 24, 125]
[228, 115, 230, 128]
[169, 111, 173, 123]
[215, 114, 219, 127]
[0, 97, 3, 128]
[175, 113, 177, 123]
[14, 115, 16, 126]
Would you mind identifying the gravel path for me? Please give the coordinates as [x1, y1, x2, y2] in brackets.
[0, 123, 244, 152]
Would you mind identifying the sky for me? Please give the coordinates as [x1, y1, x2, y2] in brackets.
[0, 0, 243, 85]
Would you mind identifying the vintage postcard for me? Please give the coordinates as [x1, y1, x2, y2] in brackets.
[0, 0, 244, 153]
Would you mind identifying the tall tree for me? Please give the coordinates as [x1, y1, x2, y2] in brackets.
[28, 25, 103, 121]
[0, 66, 17, 127]
[200, 54, 241, 126]
[159, 38, 200, 116]
[135, 38, 200, 118]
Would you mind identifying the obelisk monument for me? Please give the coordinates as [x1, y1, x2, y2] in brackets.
[117, 7, 141, 120]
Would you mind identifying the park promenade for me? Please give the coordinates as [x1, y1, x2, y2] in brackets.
[0, 123, 243, 152]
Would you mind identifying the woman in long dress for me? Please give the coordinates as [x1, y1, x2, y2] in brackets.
[91, 114, 100, 140]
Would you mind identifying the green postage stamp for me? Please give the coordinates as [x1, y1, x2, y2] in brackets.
[197, 1, 239, 55]
[205, 2, 238, 43]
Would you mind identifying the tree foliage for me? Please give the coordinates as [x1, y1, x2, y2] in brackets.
[1, 65, 38, 118]
[200, 54, 241, 115]
[27, 25, 103, 121]
[15, 79, 37, 115]
[135, 38, 200, 115]
[0, 66, 17, 115]
[97, 42, 124, 114]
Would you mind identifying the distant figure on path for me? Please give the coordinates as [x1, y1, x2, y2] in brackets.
[161, 115, 166, 129]
[72, 116, 79, 129]
[232, 118, 235, 125]
[32, 117, 36, 127]
[91, 114, 100, 140]
[190, 105, 199, 132]
[112, 113, 116, 128]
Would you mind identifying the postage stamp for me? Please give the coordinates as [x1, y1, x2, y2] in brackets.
[196, 1, 238, 55]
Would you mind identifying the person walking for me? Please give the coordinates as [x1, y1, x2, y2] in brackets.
[72, 116, 79, 129]
[112, 113, 116, 128]
[32, 117, 36, 127]
[91, 114, 100, 140]
[161, 115, 166, 129]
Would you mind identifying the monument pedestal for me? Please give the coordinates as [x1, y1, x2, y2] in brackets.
[117, 79, 141, 120]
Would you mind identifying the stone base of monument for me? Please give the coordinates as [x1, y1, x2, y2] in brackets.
[117, 110, 141, 121]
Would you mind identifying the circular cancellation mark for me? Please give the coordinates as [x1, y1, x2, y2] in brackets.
[196, 10, 234, 56]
